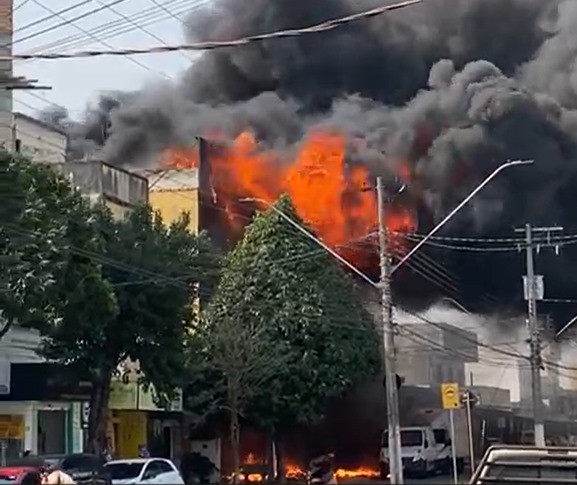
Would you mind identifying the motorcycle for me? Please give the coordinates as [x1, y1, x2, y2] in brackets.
[308, 453, 337, 484]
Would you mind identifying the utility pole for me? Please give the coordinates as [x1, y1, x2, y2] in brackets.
[515, 223, 563, 447]
[377, 176, 403, 484]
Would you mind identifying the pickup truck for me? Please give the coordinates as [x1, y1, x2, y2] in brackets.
[471, 445, 577, 484]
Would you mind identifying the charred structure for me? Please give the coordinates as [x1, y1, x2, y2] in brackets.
[41, 0, 577, 324]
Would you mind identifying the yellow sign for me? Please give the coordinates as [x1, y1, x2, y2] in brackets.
[0, 415, 24, 439]
[441, 382, 461, 409]
[109, 381, 138, 410]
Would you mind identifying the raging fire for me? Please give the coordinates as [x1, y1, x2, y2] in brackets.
[162, 130, 416, 264]
[238, 453, 378, 482]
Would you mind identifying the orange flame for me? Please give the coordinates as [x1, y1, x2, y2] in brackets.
[162, 130, 417, 266]
[235, 453, 379, 482]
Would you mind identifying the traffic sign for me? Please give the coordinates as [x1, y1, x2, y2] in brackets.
[441, 382, 461, 409]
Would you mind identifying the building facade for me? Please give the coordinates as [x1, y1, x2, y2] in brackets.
[0, 161, 149, 459]
[57, 160, 149, 217]
[0, 0, 13, 145]
[396, 322, 479, 387]
[145, 168, 200, 234]
[12, 112, 68, 164]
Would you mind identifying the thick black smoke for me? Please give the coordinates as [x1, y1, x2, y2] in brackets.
[41, 0, 577, 323]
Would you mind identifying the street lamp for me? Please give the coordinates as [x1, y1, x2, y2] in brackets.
[392, 160, 534, 274]
[240, 159, 533, 284]
[239, 158, 532, 483]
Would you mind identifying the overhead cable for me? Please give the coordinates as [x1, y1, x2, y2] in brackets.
[2, 0, 422, 60]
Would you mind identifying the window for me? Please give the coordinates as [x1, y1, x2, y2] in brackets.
[0, 92, 11, 112]
[382, 430, 423, 447]
[155, 460, 174, 473]
[15, 139, 21, 153]
[143, 461, 162, 479]
[434, 429, 447, 444]
[104, 463, 145, 480]
[400, 430, 424, 447]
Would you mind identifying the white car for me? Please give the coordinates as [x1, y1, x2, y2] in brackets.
[104, 458, 184, 484]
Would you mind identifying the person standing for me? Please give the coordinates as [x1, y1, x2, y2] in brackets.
[40, 463, 75, 484]
[138, 444, 150, 458]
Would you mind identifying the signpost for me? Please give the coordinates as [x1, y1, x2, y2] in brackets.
[0, 441, 6, 467]
[461, 389, 479, 476]
[441, 383, 460, 484]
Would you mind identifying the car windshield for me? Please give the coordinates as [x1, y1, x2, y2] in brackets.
[105, 463, 145, 479]
[382, 430, 423, 447]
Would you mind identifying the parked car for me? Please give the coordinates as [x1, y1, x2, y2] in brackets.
[0, 466, 41, 485]
[470, 445, 577, 484]
[17, 453, 111, 485]
[104, 458, 184, 484]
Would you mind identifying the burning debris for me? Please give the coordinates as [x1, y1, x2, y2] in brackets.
[42, 0, 577, 318]
[236, 453, 379, 482]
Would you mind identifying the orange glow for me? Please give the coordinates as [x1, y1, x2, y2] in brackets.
[162, 130, 417, 265]
[234, 453, 379, 482]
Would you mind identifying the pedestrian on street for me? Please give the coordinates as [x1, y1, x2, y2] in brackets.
[138, 444, 150, 458]
[40, 463, 75, 484]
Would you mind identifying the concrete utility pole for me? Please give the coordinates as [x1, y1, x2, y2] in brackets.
[515, 223, 563, 447]
[377, 176, 403, 484]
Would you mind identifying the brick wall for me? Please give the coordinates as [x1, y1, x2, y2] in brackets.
[0, 0, 12, 32]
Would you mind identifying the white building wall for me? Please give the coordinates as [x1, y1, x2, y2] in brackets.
[13, 112, 68, 164]
[0, 326, 43, 363]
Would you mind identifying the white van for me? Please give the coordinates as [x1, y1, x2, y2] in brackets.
[380, 425, 464, 478]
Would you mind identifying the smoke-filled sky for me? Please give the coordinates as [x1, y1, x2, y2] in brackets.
[13, 0, 197, 117]
[33, 0, 577, 323]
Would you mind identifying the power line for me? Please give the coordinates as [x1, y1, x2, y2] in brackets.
[12, 0, 130, 46]
[91, 0, 196, 63]
[13, 0, 32, 12]
[11, 0, 93, 37]
[403, 236, 577, 252]
[23, 0, 207, 56]
[26, 0, 172, 79]
[3, 0, 422, 60]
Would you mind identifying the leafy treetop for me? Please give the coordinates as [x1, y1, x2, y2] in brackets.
[207, 193, 380, 432]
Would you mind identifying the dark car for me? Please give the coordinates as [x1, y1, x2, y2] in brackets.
[0, 466, 41, 485]
[18, 454, 111, 485]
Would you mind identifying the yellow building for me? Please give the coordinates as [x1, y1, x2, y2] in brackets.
[103, 168, 202, 460]
[107, 359, 183, 458]
[146, 168, 201, 234]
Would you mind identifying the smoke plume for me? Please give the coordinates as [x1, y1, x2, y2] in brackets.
[41, 0, 577, 323]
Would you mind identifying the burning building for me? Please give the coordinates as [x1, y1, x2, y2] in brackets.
[35, 0, 577, 475]
[44, 0, 577, 322]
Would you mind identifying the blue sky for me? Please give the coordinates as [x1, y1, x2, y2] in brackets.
[12, 0, 207, 119]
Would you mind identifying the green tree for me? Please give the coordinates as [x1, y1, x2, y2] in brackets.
[200, 194, 380, 480]
[1, 152, 220, 453]
[193, 300, 291, 482]
[0, 150, 114, 339]
[42, 205, 219, 453]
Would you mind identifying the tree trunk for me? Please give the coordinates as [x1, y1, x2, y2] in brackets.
[86, 370, 112, 455]
[230, 408, 240, 484]
[273, 431, 285, 483]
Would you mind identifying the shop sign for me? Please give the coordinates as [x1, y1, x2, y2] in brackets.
[0, 415, 24, 439]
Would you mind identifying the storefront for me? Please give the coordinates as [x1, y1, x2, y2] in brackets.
[0, 363, 89, 457]
[108, 376, 183, 460]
